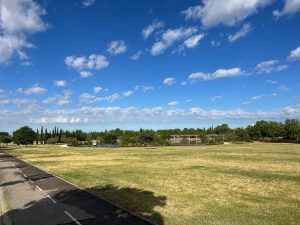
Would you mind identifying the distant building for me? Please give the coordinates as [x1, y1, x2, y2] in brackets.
[0, 132, 9, 137]
[170, 135, 202, 145]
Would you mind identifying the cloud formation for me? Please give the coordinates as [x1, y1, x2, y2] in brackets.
[150, 27, 198, 55]
[288, 46, 300, 61]
[256, 60, 289, 74]
[17, 84, 47, 95]
[3, 104, 300, 126]
[65, 54, 109, 78]
[273, 0, 300, 17]
[182, 0, 272, 27]
[142, 20, 164, 39]
[0, 0, 47, 64]
[54, 80, 67, 87]
[82, 0, 95, 8]
[228, 23, 253, 42]
[188, 68, 244, 83]
[163, 77, 176, 86]
[107, 40, 127, 55]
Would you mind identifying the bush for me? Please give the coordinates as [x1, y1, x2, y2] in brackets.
[62, 137, 79, 146]
[47, 138, 58, 145]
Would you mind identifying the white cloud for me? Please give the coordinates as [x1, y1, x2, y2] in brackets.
[17, 84, 47, 95]
[184, 34, 204, 48]
[0, 0, 47, 64]
[211, 40, 221, 47]
[150, 27, 198, 55]
[168, 101, 178, 106]
[44, 90, 72, 106]
[82, 0, 95, 8]
[3, 104, 300, 126]
[79, 92, 102, 104]
[36, 116, 88, 124]
[277, 85, 289, 91]
[242, 95, 264, 105]
[107, 40, 127, 55]
[256, 60, 289, 74]
[106, 93, 120, 102]
[142, 85, 154, 92]
[79, 93, 95, 100]
[228, 23, 253, 42]
[211, 95, 222, 101]
[212, 68, 244, 79]
[123, 90, 134, 97]
[142, 20, 164, 39]
[287, 46, 300, 61]
[21, 61, 34, 66]
[65, 54, 109, 72]
[31, 104, 300, 125]
[187, 67, 244, 83]
[57, 90, 72, 106]
[130, 50, 143, 60]
[80, 71, 92, 78]
[43, 97, 57, 104]
[54, 80, 67, 87]
[273, 0, 300, 17]
[0, 98, 37, 107]
[93, 86, 103, 94]
[267, 79, 277, 84]
[182, 0, 272, 27]
[188, 72, 211, 81]
[163, 77, 176, 86]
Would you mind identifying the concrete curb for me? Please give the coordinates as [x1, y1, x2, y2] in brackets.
[4, 152, 159, 225]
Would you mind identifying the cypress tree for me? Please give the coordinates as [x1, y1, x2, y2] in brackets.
[40, 126, 44, 144]
[36, 129, 39, 144]
[45, 128, 48, 143]
[59, 129, 62, 143]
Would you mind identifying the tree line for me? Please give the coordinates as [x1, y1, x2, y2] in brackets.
[2, 119, 300, 147]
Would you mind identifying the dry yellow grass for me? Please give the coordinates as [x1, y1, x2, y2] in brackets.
[7, 142, 300, 225]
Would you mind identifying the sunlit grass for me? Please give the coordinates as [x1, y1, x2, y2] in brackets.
[7, 142, 300, 225]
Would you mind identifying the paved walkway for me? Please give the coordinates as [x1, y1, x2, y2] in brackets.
[0, 152, 154, 225]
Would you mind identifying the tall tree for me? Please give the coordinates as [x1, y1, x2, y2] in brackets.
[44, 128, 48, 143]
[13, 126, 36, 146]
[36, 129, 39, 144]
[40, 126, 44, 144]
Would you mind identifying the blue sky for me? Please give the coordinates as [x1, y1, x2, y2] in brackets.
[0, 0, 300, 132]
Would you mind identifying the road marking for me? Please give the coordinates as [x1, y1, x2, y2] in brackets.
[64, 211, 82, 225]
[35, 185, 42, 191]
[47, 195, 57, 204]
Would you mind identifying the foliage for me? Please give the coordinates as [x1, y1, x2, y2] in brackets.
[13, 126, 36, 145]
[47, 137, 58, 145]
[62, 137, 79, 146]
[0, 135, 11, 146]
[12, 119, 300, 146]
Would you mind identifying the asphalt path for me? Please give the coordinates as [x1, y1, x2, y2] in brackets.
[0, 152, 155, 225]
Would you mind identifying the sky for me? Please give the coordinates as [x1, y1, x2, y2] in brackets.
[0, 0, 300, 132]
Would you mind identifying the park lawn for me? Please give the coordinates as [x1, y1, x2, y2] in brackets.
[6, 142, 300, 225]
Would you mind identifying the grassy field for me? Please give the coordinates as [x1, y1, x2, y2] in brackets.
[5, 143, 300, 225]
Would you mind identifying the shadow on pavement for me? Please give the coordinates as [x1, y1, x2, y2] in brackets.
[0, 184, 166, 225]
[86, 185, 166, 224]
